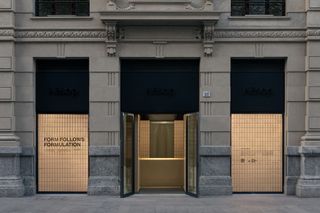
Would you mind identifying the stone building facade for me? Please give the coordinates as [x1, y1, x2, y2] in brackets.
[0, 0, 320, 197]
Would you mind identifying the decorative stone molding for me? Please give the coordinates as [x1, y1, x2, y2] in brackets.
[203, 22, 214, 57]
[153, 41, 167, 58]
[11, 30, 308, 41]
[105, 22, 117, 57]
[214, 31, 306, 38]
[15, 30, 107, 38]
[254, 43, 264, 57]
[186, 0, 213, 11]
[0, 29, 15, 37]
[106, 0, 117, 10]
[107, 0, 214, 11]
[307, 30, 320, 36]
[307, 30, 320, 40]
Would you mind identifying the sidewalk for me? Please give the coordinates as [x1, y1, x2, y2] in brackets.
[0, 194, 319, 213]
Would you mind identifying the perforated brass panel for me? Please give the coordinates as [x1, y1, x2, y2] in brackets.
[139, 121, 150, 158]
[232, 114, 282, 192]
[38, 114, 88, 192]
[174, 121, 184, 158]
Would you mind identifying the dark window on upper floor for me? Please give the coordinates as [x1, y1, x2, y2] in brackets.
[35, 0, 89, 16]
[231, 0, 285, 16]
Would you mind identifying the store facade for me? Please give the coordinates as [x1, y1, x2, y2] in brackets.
[0, 0, 320, 197]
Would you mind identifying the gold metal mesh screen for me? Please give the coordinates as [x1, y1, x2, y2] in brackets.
[38, 114, 88, 192]
[174, 121, 184, 158]
[232, 114, 283, 192]
[139, 121, 150, 158]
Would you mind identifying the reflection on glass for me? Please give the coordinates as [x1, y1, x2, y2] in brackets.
[124, 114, 134, 194]
[186, 114, 198, 194]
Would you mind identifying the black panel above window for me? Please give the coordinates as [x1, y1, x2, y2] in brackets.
[36, 59, 89, 114]
[231, 59, 285, 113]
[231, 0, 286, 16]
[121, 60, 199, 114]
[36, 0, 89, 16]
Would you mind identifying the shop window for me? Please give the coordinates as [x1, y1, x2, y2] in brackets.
[231, 114, 283, 192]
[231, 0, 286, 16]
[35, 0, 90, 16]
[231, 59, 284, 193]
[36, 59, 89, 193]
[38, 114, 88, 192]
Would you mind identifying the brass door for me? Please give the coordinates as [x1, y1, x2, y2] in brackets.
[121, 113, 135, 197]
[185, 113, 199, 196]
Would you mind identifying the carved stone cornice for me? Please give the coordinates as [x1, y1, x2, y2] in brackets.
[306, 29, 320, 40]
[213, 31, 306, 39]
[15, 30, 107, 38]
[307, 30, 320, 36]
[11, 29, 309, 42]
[0, 29, 15, 37]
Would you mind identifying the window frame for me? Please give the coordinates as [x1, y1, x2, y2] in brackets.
[35, 0, 90, 17]
[231, 0, 286, 16]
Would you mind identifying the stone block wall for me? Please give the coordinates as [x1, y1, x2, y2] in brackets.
[0, 0, 318, 197]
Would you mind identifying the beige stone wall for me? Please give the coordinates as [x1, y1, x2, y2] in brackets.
[0, 0, 317, 196]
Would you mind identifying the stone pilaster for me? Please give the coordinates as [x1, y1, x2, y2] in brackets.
[198, 57, 232, 196]
[0, 0, 25, 196]
[87, 55, 120, 195]
[296, 0, 320, 198]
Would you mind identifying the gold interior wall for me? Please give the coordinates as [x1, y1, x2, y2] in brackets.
[138, 119, 185, 188]
[139, 120, 184, 158]
[232, 114, 283, 192]
[38, 114, 88, 192]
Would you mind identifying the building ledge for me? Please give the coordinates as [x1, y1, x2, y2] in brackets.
[100, 0, 219, 25]
[228, 15, 291, 21]
[30, 16, 93, 21]
[100, 11, 219, 25]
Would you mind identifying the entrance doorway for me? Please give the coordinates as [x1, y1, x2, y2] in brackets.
[120, 59, 199, 197]
[121, 113, 198, 197]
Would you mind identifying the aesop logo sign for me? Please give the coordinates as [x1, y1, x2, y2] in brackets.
[243, 87, 273, 97]
[146, 88, 175, 97]
[49, 88, 80, 97]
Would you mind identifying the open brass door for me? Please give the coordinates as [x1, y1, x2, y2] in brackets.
[120, 113, 135, 197]
[185, 113, 199, 197]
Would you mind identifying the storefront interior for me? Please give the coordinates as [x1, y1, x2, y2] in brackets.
[122, 113, 198, 196]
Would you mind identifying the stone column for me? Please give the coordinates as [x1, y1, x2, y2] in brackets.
[296, 0, 320, 198]
[0, 0, 25, 196]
